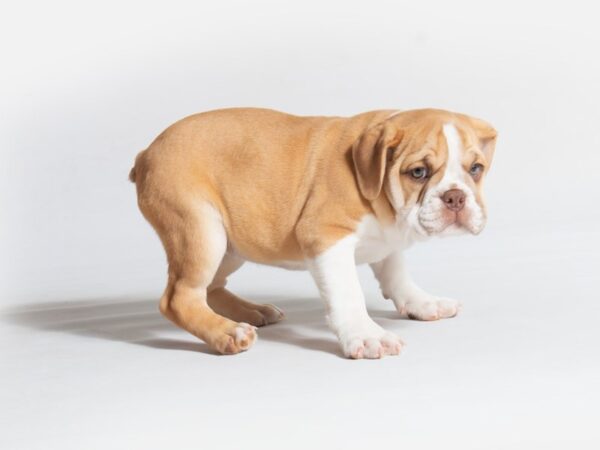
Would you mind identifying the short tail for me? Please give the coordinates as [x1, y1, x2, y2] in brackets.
[129, 149, 146, 183]
[128, 166, 137, 183]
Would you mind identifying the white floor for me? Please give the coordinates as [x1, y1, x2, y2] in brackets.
[2, 224, 599, 450]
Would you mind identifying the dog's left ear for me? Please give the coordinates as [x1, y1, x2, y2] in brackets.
[469, 117, 497, 166]
[352, 122, 403, 201]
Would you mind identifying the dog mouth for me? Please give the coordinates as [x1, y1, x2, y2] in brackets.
[418, 208, 484, 236]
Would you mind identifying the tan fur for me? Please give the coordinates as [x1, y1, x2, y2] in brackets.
[131, 108, 496, 354]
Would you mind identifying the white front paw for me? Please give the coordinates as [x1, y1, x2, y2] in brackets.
[337, 321, 404, 359]
[395, 296, 461, 321]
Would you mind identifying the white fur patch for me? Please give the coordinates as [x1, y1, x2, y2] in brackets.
[354, 214, 414, 265]
[442, 123, 465, 185]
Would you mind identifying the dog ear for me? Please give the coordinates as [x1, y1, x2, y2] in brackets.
[469, 117, 497, 166]
[352, 122, 403, 201]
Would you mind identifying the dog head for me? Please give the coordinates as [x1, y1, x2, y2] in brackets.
[352, 109, 497, 237]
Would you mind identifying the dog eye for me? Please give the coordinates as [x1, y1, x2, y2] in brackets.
[469, 163, 484, 179]
[409, 167, 429, 181]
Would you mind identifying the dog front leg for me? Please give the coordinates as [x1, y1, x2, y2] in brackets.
[307, 236, 403, 359]
[371, 250, 461, 321]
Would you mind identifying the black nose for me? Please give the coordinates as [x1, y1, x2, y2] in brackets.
[442, 189, 466, 212]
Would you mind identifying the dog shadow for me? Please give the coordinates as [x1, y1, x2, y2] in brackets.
[1, 295, 403, 357]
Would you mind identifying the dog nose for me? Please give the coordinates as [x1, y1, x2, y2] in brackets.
[442, 189, 466, 212]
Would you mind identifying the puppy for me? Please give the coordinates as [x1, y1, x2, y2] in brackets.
[130, 108, 497, 359]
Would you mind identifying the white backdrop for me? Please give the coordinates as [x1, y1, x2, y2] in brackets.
[1, 1, 599, 449]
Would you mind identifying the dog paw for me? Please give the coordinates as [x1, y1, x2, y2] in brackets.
[257, 304, 285, 325]
[339, 325, 404, 359]
[245, 304, 285, 327]
[216, 322, 257, 354]
[398, 297, 461, 321]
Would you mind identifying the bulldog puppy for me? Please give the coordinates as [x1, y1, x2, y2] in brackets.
[130, 108, 497, 359]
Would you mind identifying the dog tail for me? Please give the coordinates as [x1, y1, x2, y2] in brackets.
[128, 149, 146, 183]
[128, 166, 137, 183]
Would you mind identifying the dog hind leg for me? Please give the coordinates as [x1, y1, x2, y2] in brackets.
[145, 197, 257, 355]
[207, 253, 284, 327]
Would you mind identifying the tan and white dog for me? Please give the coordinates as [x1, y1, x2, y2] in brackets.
[130, 108, 497, 359]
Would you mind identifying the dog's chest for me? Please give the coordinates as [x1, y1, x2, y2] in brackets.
[269, 216, 411, 270]
[354, 215, 411, 265]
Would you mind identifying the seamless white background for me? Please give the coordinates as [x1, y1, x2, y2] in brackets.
[1, 1, 599, 449]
